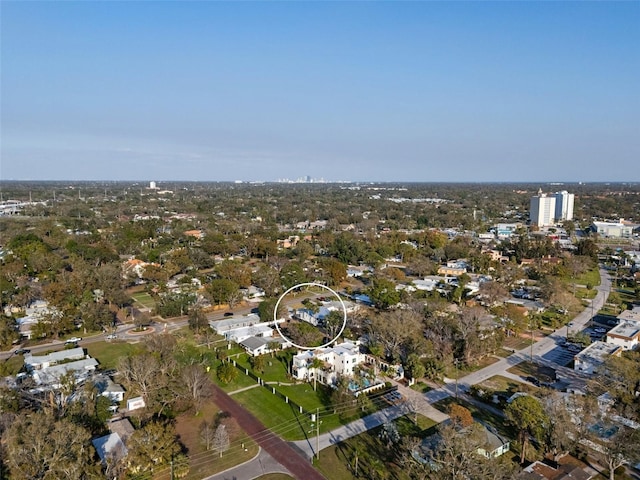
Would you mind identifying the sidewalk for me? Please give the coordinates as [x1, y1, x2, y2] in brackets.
[204, 448, 292, 480]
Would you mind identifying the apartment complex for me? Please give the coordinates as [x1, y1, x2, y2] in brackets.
[529, 189, 574, 226]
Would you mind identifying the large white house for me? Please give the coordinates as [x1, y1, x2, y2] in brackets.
[292, 340, 365, 386]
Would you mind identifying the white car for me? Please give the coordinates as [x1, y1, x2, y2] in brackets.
[106, 334, 117, 340]
[65, 337, 82, 344]
[594, 327, 607, 334]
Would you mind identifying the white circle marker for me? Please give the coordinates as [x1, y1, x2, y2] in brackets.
[273, 282, 347, 350]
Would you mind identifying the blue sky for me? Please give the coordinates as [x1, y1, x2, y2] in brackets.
[1, 1, 638, 182]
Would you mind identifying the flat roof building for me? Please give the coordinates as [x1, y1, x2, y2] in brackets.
[606, 319, 640, 351]
[574, 341, 622, 374]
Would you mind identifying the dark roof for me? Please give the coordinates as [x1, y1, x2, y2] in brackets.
[239, 336, 270, 350]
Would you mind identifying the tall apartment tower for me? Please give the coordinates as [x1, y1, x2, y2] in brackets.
[530, 189, 556, 227]
[553, 190, 574, 222]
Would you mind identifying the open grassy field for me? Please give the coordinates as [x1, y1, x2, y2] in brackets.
[84, 341, 144, 370]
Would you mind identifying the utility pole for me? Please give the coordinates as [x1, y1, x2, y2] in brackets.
[530, 319, 534, 363]
[316, 407, 320, 461]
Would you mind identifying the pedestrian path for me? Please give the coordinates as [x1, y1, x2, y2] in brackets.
[227, 384, 261, 395]
[386, 378, 449, 423]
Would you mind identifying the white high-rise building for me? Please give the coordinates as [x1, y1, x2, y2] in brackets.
[530, 190, 556, 227]
[553, 190, 574, 222]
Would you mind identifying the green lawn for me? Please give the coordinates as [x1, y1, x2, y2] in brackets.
[275, 384, 331, 411]
[131, 291, 156, 309]
[476, 375, 527, 398]
[0, 355, 25, 376]
[233, 350, 294, 383]
[219, 371, 261, 392]
[84, 341, 144, 370]
[232, 387, 311, 440]
[569, 268, 601, 288]
[410, 381, 432, 393]
[495, 348, 515, 358]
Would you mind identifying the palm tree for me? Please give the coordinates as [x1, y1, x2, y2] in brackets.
[309, 357, 324, 391]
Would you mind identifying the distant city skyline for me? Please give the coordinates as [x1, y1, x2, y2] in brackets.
[1, 2, 639, 182]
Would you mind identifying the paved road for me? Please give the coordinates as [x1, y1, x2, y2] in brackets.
[205, 448, 292, 480]
[426, 267, 611, 401]
[210, 383, 326, 480]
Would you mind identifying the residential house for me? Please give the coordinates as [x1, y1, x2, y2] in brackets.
[437, 264, 467, 276]
[25, 347, 86, 370]
[210, 313, 263, 334]
[95, 374, 126, 403]
[519, 459, 595, 480]
[26, 348, 99, 388]
[277, 236, 299, 249]
[183, 229, 204, 239]
[239, 336, 290, 356]
[15, 300, 61, 340]
[92, 433, 127, 466]
[413, 422, 510, 468]
[292, 340, 365, 386]
[222, 324, 274, 343]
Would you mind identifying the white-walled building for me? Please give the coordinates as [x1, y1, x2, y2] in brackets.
[530, 190, 557, 227]
[24, 347, 86, 370]
[553, 191, 575, 222]
[592, 220, 638, 239]
[574, 341, 622, 374]
[606, 319, 640, 351]
[292, 340, 365, 386]
[223, 324, 274, 343]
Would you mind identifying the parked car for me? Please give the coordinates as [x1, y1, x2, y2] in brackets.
[525, 376, 541, 386]
[594, 327, 607, 334]
[65, 337, 82, 344]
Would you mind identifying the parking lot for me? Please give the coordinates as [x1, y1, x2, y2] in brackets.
[541, 344, 576, 367]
